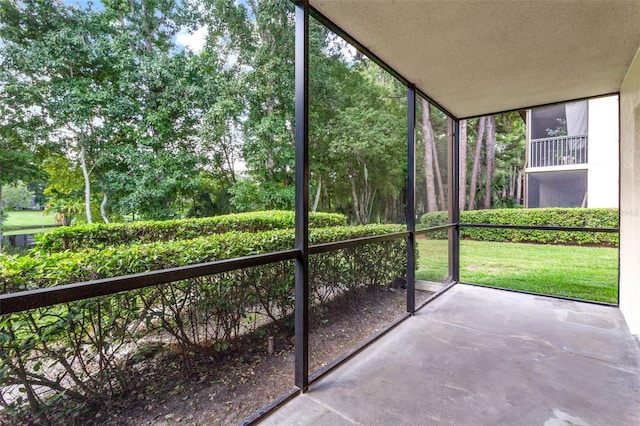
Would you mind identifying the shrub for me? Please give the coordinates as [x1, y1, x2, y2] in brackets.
[34, 210, 346, 253]
[0, 224, 406, 420]
[419, 208, 619, 246]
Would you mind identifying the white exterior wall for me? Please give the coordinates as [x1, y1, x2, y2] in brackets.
[620, 47, 640, 335]
[587, 96, 619, 207]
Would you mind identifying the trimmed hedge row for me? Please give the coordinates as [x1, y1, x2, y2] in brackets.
[4, 224, 402, 291]
[34, 210, 346, 253]
[420, 208, 619, 246]
[0, 225, 406, 419]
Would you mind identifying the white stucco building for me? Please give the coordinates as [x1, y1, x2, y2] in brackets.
[525, 96, 619, 208]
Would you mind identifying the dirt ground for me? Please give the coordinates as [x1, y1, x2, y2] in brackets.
[4, 287, 431, 426]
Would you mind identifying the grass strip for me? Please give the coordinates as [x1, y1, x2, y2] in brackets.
[416, 239, 617, 304]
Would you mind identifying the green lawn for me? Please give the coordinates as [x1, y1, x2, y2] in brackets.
[4, 227, 58, 236]
[416, 239, 618, 304]
[2, 210, 58, 231]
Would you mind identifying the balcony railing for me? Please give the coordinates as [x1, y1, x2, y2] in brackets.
[528, 135, 588, 168]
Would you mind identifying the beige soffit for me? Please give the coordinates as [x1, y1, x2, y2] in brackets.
[309, 0, 640, 119]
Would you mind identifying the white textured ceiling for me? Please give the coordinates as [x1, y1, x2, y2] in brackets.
[310, 0, 640, 118]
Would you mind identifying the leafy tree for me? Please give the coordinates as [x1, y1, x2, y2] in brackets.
[484, 115, 496, 209]
[1, 0, 240, 223]
[44, 194, 83, 226]
[229, 176, 295, 212]
[307, 30, 369, 215]
[0, 0, 118, 223]
[184, 174, 236, 217]
[326, 63, 406, 224]
[1, 0, 529, 229]
[27, 181, 47, 208]
[99, 0, 242, 220]
[203, 0, 297, 210]
[2, 181, 34, 210]
[0, 114, 39, 250]
[464, 113, 525, 210]
[494, 113, 525, 206]
[40, 155, 89, 225]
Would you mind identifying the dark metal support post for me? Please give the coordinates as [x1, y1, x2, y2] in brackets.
[448, 118, 460, 282]
[294, 0, 310, 392]
[406, 86, 416, 314]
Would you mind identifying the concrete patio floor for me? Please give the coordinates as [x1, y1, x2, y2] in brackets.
[258, 284, 640, 425]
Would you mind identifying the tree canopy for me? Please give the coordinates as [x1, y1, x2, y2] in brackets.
[0, 0, 526, 232]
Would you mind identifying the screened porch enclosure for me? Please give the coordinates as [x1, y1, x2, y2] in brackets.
[250, 0, 636, 423]
[1, 0, 637, 423]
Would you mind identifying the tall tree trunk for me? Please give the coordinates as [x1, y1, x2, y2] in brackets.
[459, 119, 468, 211]
[80, 145, 93, 223]
[350, 164, 373, 225]
[432, 130, 446, 210]
[509, 165, 515, 198]
[483, 116, 496, 209]
[516, 169, 523, 205]
[323, 183, 331, 211]
[100, 186, 109, 224]
[312, 175, 321, 213]
[469, 117, 486, 210]
[420, 98, 437, 212]
[350, 176, 362, 224]
[363, 162, 369, 222]
[361, 163, 373, 225]
[383, 198, 389, 223]
[366, 187, 377, 224]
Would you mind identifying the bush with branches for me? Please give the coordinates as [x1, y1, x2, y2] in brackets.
[0, 224, 406, 421]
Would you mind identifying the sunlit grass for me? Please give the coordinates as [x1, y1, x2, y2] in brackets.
[4, 227, 57, 236]
[416, 239, 618, 304]
[2, 210, 57, 231]
[415, 237, 449, 283]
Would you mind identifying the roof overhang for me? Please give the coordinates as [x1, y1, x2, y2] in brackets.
[308, 0, 640, 119]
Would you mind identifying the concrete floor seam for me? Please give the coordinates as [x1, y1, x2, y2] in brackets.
[559, 350, 640, 373]
[428, 317, 518, 340]
[304, 394, 364, 425]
